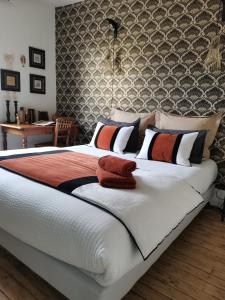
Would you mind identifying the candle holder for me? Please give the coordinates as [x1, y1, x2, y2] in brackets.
[5, 100, 11, 124]
[14, 100, 18, 123]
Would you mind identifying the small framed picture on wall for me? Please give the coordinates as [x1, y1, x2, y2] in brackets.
[29, 47, 45, 69]
[30, 74, 46, 94]
[1, 69, 21, 92]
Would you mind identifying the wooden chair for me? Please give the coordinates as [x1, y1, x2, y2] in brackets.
[35, 117, 75, 148]
[54, 117, 74, 147]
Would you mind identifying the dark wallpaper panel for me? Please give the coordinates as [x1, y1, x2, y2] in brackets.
[56, 0, 225, 185]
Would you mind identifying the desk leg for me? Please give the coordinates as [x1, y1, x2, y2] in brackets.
[2, 128, 7, 150]
[22, 136, 28, 148]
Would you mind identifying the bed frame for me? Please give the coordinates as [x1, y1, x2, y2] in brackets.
[0, 186, 214, 300]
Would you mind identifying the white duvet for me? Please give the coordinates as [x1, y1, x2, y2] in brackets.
[0, 145, 217, 286]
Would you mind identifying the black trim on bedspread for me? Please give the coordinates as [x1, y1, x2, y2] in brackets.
[70, 193, 205, 261]
[0, 150, 70, 161]
[0, 149, 206, 262]
[58, 176, 99, 193]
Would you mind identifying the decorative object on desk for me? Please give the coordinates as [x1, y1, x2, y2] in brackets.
[27, 109, 36, 124]
[19, 107, 25, 124]
[20, 55, 26, 67]
[5, 100, 11, 123]
[30, 74, 46, 94]
[24, 108, 28, 123]
[16, 114, 20, 125]
[14, 100, 18, 123]
[3, 54, 14, 68]
[29, 47, 45, 69]
[1, 69, 20, 92]
[38, 111, 49, 121]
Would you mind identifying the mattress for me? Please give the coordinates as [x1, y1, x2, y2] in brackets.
[0, 145, 217, 287]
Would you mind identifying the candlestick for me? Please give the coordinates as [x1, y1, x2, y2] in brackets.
[14, 100, 18, 123]
[5, 100, 11, 124]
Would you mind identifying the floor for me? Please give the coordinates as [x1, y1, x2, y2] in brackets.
[0, 208, 225, 300]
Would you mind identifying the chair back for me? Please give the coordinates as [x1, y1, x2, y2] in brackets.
[54, 117, 74, 147]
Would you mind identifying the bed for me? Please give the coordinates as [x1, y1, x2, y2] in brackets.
[0, 145, 217, 300]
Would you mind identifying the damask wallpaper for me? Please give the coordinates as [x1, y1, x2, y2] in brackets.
[56, 0, 225, 185]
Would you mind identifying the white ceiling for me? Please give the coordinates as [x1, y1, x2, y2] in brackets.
[41, 0, 83, 7]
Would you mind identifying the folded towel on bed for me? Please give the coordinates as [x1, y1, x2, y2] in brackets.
[96, 166, 136, 189]
[98, 155, 136, 177]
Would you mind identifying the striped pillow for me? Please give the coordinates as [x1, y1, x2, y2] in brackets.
[137, 129, 198, 166]
[90, 122, 134, 153]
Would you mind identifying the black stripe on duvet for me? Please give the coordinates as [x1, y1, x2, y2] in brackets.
[58, 176, 99, 193]
[0, 150, 70, 161]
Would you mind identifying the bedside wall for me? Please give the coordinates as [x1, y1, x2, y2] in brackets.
[0, 0, 56, 149]
[55, 0, 225, 187]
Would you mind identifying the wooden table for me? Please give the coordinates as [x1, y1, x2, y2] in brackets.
[0, 123, 55, 150]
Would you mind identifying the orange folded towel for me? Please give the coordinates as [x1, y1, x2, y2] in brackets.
[98, 155, 136, 177]
[96, 166, 136, 189]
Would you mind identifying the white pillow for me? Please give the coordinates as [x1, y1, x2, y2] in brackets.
[90, 122, 134, 154]
[137, 129, 198, 166]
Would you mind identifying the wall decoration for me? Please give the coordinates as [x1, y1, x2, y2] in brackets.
[204, 0, 223, 71]
[20, 55, 26, 67]
[29, 47, 45, 69]
[104, 18, 122, 74]
[103, 18, 122, 108]
[56, 0, 225, 186]
[30, 74, 46, 94]
[3, 54, 14, 68]
[1, 69, 20, 92]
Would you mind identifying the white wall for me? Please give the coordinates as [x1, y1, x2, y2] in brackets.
[0, 0, 56, 149]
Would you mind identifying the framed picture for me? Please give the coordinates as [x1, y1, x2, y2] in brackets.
[29, 47, 45, 69]
[30, 74, 46, 94]
[1, 69, 21, 92]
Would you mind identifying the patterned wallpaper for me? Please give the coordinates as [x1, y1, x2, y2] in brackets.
[56, 0, 225, 186]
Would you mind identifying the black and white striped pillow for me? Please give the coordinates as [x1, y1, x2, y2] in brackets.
[137, 129, 198, 166]
[90, 122, 134, 153]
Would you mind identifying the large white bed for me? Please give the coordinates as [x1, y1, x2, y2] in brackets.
[0, 145, 217, 300]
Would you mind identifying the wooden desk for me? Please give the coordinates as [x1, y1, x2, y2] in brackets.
[0, 124, 55, 150]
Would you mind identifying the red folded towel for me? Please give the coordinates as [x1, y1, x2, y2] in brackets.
[98, 155, 136, 177]
[96, 166, 136, 189]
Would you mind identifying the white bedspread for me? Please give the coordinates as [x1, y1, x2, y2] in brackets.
[73, 171, 203, 260]
[0, 146, 217, 286]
